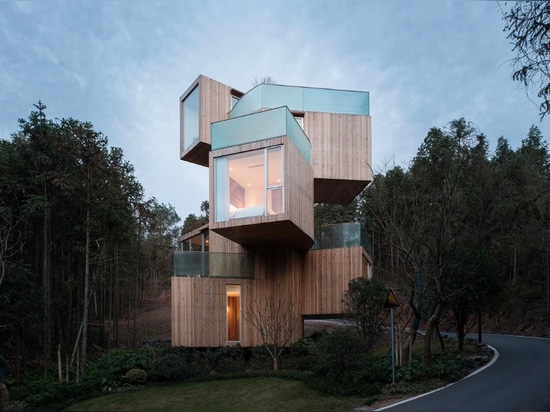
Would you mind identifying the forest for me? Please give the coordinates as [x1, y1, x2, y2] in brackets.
[319, 118, 550, 360]
[0, 103, 182, 379]
[1, 105, 549, 381]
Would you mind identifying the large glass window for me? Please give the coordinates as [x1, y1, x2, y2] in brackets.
[214, 146, 284, 222]
[182, 85, 200, 152]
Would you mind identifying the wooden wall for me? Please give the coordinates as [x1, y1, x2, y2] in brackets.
[305, 112, 371, 181]
[305, 112, 372, 203]
[171, 245, 373, 347]
[301, 246, 371, 315]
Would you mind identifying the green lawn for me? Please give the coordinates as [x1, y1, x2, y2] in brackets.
[65, 377, 367, 412]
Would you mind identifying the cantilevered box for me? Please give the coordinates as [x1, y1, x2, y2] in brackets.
[180, 75, 243, 166]
[209, 106, 314, 249]
[230, 83, 371, 203]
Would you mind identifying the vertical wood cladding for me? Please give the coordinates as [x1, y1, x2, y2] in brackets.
[171, 245, 372, 347]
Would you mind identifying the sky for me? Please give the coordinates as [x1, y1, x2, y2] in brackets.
[1, 0, 548, 221]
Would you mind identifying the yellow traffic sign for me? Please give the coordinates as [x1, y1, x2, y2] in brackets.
[384, 288, 400, 308]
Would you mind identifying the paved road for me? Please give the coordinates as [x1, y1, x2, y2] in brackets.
[377, 334, 550, 411]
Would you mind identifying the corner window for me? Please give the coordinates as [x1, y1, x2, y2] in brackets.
[294, 115, 304, 129]
[182, 85, 200, 152]
[214, 146, 284, 222]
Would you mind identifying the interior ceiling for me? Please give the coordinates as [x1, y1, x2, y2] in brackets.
[229, 153, 281, 189]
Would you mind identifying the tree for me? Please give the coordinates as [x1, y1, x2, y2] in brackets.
[314, 201, 358, 227]
[252, 76, 277, 86]
[360, 119, 493, 364]
[181, 200, 208, 234]
[4, 102, 147, 376]
[244, 293, 300, 370]
[503, 1, 550, 118]
[341, 277, 386, 351]
[141, 198, 180, 301]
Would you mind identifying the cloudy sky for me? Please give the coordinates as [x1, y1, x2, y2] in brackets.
[1, 0, 547, 220]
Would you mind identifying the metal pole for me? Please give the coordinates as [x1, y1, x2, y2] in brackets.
[391, 307, 396, 384]
[478, 310, 482, 344]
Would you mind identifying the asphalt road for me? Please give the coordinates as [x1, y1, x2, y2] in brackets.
[376, 334, 550, 412]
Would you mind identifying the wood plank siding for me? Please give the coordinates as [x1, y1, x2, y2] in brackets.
[174, 75, 374, 349]
[171, 245, 372, 347]
[180, 75, 238, 167]
[305, 112, 372, 203]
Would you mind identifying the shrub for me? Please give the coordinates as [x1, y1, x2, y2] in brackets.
[86, 348, 150, 386]
[122, 368, 147, 384]
[149, 353, 191, 381]
[10, 376, 97, 410]
[284, 338, 316, 371]
[307, 328, 388, 396]
[248, 345, 272, 371]
[397, 352, 468, 383]
[211, 345, 247, 373]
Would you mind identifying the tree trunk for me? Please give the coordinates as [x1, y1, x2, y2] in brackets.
[80, 207, 90, 375]
[42, 205, 51, 378]
[423, 301, 443, 364]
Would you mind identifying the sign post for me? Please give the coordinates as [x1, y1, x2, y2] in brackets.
[384, 289, 400, 384]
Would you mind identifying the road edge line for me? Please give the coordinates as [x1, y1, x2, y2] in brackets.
[374, 344, 500, 411]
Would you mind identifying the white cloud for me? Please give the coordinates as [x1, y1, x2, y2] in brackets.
[0, 0, 548, 219]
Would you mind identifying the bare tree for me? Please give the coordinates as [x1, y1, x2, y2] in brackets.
[502, 1, 550, 119]
[252, 76, 277, 87]
[244, 293, 300, 370]
[0, 209, 22, 289]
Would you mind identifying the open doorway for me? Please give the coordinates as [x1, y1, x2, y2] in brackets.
[226, 285, 241, 342]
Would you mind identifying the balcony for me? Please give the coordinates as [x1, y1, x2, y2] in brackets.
[230, 83, 370, 118]
[211, 106, 311, 163]
[311, 222, 371, 254]
[173, 251, 254, 278]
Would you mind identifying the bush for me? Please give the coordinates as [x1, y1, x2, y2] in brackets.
[284, 338, 316, 371]
[211, 345, 247, 373]
[397, 352, 468, 383]
[122, 368, 147, 384]
[306, 328, 388, 396]
[248, 345, 272, 371]
[149, 353, 191, 381]
[86, 348, 150, 387]
[10, 376, 97, 410]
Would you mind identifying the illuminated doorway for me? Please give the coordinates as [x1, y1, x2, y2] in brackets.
[226, 285, 241, 342]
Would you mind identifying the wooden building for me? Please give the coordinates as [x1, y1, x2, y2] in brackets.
[172, 75, 373, 347]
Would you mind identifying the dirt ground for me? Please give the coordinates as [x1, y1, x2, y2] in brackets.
[116, 295, 171, 347]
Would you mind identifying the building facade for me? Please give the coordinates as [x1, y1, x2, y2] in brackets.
[172, 75, 373, 347]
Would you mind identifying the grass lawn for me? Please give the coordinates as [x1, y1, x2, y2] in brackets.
[65, 376, 367, 412]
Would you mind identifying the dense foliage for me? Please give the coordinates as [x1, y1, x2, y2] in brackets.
[0, 103, 181, 379]
[10, 332, 475, 410]
[341, 278, 387, 350]
[358, 118, 550, 361]
[1, 102, 548, 408]
[503, 1, 550, 119]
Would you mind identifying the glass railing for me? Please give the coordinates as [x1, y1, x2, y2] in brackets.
[173, 251, 254, 278]
[230, 84, 370, 118]
[211, 106, 311, 163]
[311, 222, 371, 254]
